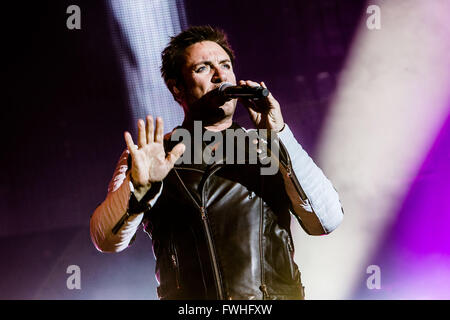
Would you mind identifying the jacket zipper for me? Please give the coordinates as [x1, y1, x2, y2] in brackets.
[111, 209, 129, 235]
[174, 167, 225, 300]
[170, 239, 181, 289]
[259, 195, 270, 300]
[279, 140, 310, 204]
[200, 165, 225, 300]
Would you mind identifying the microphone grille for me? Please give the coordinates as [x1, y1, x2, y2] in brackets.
[218, 82, 233, 92]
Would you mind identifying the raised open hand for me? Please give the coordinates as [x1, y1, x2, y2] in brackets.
[124, 115, 185, 198]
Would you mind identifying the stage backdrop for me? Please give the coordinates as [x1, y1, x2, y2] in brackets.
[1, 0, 449, 300]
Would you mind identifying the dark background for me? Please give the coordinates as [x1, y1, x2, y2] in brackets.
[0, 0, 364, 299]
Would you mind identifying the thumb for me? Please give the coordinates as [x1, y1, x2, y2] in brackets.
[165, 142, 186, 167]
[240, 100, 260, 124]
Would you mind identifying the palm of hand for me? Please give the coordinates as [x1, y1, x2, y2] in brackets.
[130, 143, 169, 186]
[125, 116, 185, 189]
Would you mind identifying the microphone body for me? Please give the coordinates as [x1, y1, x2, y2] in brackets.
[219, 82, 269, 99]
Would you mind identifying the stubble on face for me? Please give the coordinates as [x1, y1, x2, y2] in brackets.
[179, 41, 238, 125]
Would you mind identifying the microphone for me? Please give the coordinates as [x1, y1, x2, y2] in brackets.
[219, 82, 269, 99]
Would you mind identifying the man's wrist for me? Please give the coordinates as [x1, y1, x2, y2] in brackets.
[268, 122, 285, 134]
[275, 122, 286, 133]
[133, 183, 152, 201]
[129, 173, 152, 201]
[128, 178, 162, 215]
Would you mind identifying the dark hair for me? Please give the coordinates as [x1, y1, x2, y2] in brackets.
[161, 25, 235, 88]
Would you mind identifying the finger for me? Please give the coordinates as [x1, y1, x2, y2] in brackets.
[245, 104, 260, 122]
[260, 81, 273, 98]
[239, 97, 263, 112]
[146, 115, 154, 144]
[245, 80, 261, 88]
[238, 97, 261, 122]
[137, 119, 146, 148]
[124, 131, 137, 154]
[238, 96, 255, 107]
[165, 142, 185, 167]
[155, 117, 164, 143]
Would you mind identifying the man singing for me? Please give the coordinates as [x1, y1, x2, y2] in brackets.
[90, 25, 343, 300]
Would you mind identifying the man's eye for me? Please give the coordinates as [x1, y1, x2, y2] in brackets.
[222, 64, 231, 69]
[196, 66, 208, 73]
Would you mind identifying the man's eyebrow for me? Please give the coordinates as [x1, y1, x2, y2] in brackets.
[192, 59, 231, 67]
[192, 60, 209, 67]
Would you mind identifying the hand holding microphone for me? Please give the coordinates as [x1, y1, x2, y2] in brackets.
[234, 80, 285, 133]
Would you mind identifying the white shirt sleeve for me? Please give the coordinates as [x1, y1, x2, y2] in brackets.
[277, 124, 343, 233]
[90, 149, 163, 252]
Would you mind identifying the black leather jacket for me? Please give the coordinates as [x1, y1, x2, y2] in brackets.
[140, 122, 309, 300]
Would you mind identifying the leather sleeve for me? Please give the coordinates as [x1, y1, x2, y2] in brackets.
[276, 124, 344, 235]
[89, 149, 163, 252]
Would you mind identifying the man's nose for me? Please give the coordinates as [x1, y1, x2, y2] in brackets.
[211, 67, 227, 84]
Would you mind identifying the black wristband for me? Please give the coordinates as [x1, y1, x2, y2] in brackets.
[128, 181, 162, 215]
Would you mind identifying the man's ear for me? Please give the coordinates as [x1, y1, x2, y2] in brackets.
[168, 79, 183, 104]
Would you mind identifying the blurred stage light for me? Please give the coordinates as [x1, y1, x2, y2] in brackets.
[291, 0, 450, 299]
[107, 0, 186, 135]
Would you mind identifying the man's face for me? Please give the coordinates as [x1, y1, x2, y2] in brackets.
[178, 40, 237, 119]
